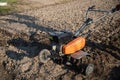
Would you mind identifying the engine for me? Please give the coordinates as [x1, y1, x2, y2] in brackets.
[49, 31, 73, 44]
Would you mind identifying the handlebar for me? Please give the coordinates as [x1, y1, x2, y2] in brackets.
[74, 4, 120, 37]
[88, 5, 95, 10]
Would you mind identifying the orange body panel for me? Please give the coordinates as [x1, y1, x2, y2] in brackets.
[63, 37, 85, 54]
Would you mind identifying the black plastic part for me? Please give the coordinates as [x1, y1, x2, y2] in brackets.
[85, 18, 93, 24]
[88, 5, 95, 10]
[111, 4, 120, 13]
[49, 31, 73, 44]
[111, 8, 117, 13]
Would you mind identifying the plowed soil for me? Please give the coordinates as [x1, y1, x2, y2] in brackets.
[0, 0, 120, 80]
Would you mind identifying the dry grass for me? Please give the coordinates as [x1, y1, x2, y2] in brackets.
[0, 0, 17, 15]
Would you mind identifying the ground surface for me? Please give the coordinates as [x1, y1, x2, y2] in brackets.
[0, 0, 120, 80]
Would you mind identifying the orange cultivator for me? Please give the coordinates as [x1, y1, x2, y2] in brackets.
[38, 4, 120, 75]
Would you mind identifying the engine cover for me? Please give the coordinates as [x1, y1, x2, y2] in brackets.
[63, 37, 85, 54]
[49, 31, 73, 44]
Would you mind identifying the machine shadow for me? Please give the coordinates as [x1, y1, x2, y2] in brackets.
[108, 66, 120, 80]
[6, 37, 51, 61]
[86, 40, 120, 60]
[3, 13, 57, 33]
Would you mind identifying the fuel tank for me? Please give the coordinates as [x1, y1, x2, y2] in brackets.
[63, 37, 85, 54]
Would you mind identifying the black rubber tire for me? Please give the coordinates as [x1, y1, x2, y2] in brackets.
[85, 63, 94, 75]
[38, 49, 51, 63]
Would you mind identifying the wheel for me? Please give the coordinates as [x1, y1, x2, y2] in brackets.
[38, 49, 51, 63]
[85, 63, 94, 75]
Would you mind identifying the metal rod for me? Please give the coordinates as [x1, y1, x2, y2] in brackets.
[89, 9, 109, 13]
[93, 12, 111, 23]
[74, 23, 88, 37]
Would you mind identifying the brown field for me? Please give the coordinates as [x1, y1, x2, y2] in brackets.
[0, 0, 120, 80]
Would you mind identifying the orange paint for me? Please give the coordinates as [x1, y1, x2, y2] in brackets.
[63, 37, 85, 54]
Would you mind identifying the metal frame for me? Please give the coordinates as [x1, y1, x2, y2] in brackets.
[74, 5, 117, 37]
